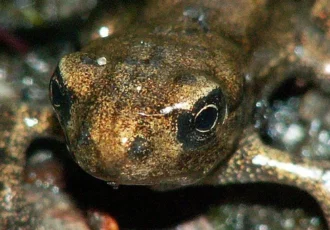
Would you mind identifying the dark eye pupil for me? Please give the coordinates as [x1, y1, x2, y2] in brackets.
[194, 105, 218, 132]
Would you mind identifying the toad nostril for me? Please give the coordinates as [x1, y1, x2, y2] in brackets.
[128, 137, 151, 159]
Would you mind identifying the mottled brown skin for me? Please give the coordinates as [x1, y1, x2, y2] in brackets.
[49, 0, 330, 227]
[52, 33, 246, 185]
[0, 0, 325, 229]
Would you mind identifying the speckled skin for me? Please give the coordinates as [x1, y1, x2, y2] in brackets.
[51, 0, 263, 185]
[52, 33, 246, 185]
[48, 0, 330, 227]
[2, 0, 330, 229]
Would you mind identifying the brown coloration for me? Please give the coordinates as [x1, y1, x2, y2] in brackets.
[79, 1, 141, 46]
[0, 102, 90, 229]
[2, 0, 330, 228]
[88, 210, 119, 230]
[23, 186, 90, 230]
[204, 131, 330, 228]
[53, 33, 246, 185]
[312, 0, 330, 36]
[0, 103, 55, 228]
[47, 0, 330, 228]
[142, 0, 269, 45]
[24, 150, 66, 190]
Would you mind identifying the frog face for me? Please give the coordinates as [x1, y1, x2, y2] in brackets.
[49, 35, 245, 185]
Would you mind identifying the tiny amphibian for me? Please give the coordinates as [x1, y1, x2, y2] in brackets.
[50, 0, 330, 227]
[1, 0, 330, 228]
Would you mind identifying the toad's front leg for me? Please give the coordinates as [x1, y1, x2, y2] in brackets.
[0, 104, 54, 228]
[204, 131, 330, 229]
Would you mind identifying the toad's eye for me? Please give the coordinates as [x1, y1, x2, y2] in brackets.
[177, 88, 226, 150]
[195, 104, 218, 132]
[49, 66, 72, 126]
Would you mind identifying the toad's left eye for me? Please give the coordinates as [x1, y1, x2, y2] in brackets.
[49, 66, 72, 126]
[177, 88, 226, 150]
[194, 104, 219, 132]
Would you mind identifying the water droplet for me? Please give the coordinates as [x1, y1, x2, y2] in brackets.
[24, 117, 39, 127]
[99, 26, 110, 38]
[97, 56, 107, 66]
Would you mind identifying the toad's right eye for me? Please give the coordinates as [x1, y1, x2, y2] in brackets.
[194, 104, 219, 133]
[49, 66, 72, 126]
